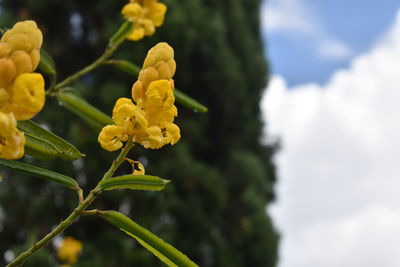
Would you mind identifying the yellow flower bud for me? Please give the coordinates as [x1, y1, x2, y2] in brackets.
[143, 42, 174, 68]
[0, 89, 10, 106]
[1, 20, 42, 51]
[138, 67, 159, 86]
[154, 61, 172, 80]
[0, 112, 17, 137]
[131, 80, 146, 103]
[30, 49, 40, 70]
[11, 50, 33, 75]
[0, 57, 17, 88]
[0, 20, 43, 87]
[0, 43, 12, 58]
[5, 33, 33, 52]
[10, 73, 45, 120]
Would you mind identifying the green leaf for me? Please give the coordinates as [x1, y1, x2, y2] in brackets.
[174, 89, 208, 113]
[0, 159, 79, 190]
[17, 120, 84, 161]
[23, 132, 59, 160]
[38, 49, 56, 75]
[100, 211, 199, 267]
[104, 59, 140, 76]
[58, 89, 113, 131]
[109, 21, 133, 46]
[99, 175, 170, 191]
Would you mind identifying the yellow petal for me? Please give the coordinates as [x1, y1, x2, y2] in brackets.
[121, 3, 143, 20]
[126, 27, 145, 41]
[10, 73, 45, 120]
[126, 158, 145, 175]
[148, 3, 167, 26]
[11, 50, 33, 75]
[131, 81, 146, 103]
[0, 57, 17, 88]
[161, 121, 180, 145]
[0, 129, 25, 160]
[98, 125, 126, 151]
[142, 125, 163, 149]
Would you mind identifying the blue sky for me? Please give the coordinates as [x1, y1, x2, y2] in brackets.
[262, 1, 400, 267]
[263, 0, 400, 86]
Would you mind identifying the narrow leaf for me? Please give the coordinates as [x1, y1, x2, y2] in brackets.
[104, 60, 140, 76]
[174, 89, 208, 113]
[100, 211, 199, 267]
[99, 175, 170, 191]
[0, 159, 79, 190]
[58, 89, 113, 131]
[17, 120, 84, 161]
[24, 132, 59, 160]
[38, 49, 56, 75]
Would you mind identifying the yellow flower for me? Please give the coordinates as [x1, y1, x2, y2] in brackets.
[0, 21, 45, 159]
[112, 97, 148, 135]
[0, 129, 25, 159]
[98, 42, 180, 151]
[98, 125, 128, 151]
[0, 111, 25, 159]
[8, 73, 45, 120]
[121, 0, 167, 41]
[57, 237, 83, 264]
[0, 20, 42, 88]
[160, 121, 180, 145]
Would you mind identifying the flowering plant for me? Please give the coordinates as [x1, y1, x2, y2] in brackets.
[1, 1, 206, 266]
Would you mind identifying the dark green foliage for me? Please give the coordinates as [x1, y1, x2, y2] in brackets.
[0, 0, 279, 266]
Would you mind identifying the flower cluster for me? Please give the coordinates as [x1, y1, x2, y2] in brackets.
[121, 0, 167, 41]
[57, 236, 83, 265]
[0, 21, 45, 159]
[98, 42, 180, 151]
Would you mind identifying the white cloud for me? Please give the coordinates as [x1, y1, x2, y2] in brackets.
[262, 0, 353, 60]
[318, 39, 354, 59]
[262, 10, 400, 267]
[262, 0, 317, 35]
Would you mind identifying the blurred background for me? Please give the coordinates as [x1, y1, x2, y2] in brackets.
[262, 0, 400, 267]
[0, 0, 279, 266]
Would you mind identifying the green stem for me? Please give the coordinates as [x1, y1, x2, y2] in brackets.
[102, 139, 134, 180]
[47, 40, 124, 96]
[6, 137, 133, 267]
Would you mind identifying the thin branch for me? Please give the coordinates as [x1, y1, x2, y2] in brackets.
[6, 139, 134, 267]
